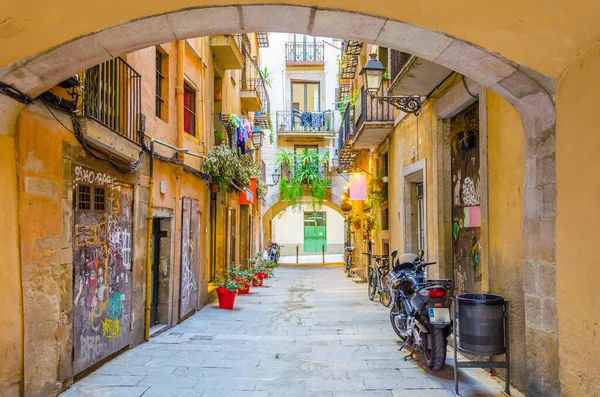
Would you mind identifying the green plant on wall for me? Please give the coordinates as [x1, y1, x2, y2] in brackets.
[276, 149, 330, 210]
[366, 173, 388, 209]
[365, 213, 381, 231]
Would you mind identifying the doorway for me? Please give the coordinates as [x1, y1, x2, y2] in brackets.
[150, 218, 161, 327]
[304, 211, 327, 253]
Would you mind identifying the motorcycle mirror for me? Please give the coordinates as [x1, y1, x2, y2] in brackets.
[391, 249, 398, 260]
[417, 249, 424, 260]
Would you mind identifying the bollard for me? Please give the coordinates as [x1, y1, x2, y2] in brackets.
[322, 245, 325, 263]
[296, 245, 299, 264]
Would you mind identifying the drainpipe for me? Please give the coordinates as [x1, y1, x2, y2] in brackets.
[176, 40, 185, 162]
[144, 141, 155, 341]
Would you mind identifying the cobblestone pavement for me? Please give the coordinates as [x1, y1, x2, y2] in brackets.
[62, 267, 519, 397]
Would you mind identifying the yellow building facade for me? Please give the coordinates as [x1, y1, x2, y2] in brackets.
[0, 32, 268, 396]
[0, 2, 599, 396]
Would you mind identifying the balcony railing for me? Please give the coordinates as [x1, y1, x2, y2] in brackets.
[354, 81, 394, 133]
[82, 57, 142, 144]
[233, 33, 252, 58]
[283, 163, 331, 182]
[389, 49, 413, 87]
[276, 110, 333, 133]
[240, 53, 270, 114]
[285, 42, 324, 63]
[338, 102, 353, 155]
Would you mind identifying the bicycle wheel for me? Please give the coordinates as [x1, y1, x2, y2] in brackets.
[346, 255, 352, 277]
[368, 269, 377, 301]
[380, 275, 392, 307]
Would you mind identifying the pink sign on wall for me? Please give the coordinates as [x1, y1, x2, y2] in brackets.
[464, 205, 481, 227]
[349, 172, 367, 200]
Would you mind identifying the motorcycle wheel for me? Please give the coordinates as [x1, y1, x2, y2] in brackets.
[380, 276, 392, 307]
[389, 304, 408, 342]
[422, 326, 447, 370]
[368, 273, 377, 301]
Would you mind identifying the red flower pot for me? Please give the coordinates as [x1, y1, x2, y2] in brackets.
[252, 273, 265, 287]
[264, 267, 272, 278]
[216, 287, 236, 309]
[210, 183, 219, 193]
[236, 277, 251, 294]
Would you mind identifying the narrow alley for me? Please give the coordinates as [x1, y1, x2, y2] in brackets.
[62, 267, 514, 397]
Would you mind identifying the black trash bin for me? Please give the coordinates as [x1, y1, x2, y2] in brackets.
[456, 293, 505, 356]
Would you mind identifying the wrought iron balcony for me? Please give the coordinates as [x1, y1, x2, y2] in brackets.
[282, 163, 331, 183]
[240, 53, 270, 114]
[389, 49, 413, 86]
[285, 42, 324, 64]
[354, 81, 395, 133]
[276, 110, 333, 133]
[81, 57, 142, 144]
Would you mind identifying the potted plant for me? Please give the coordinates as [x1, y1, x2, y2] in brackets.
[353, 216, 361, 230]
[251, 266, 265, 287]
[261, 260, 277, 278]
[229, 268, 254, 295]
[214, 276, 244, 309]
[366, 213, 380, 231]
[203, 146, 239, 192]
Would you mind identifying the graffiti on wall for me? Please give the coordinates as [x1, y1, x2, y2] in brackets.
[72, 164, 133, 374]
[450, 103, 482, 294]
[179, 197, 200, 318]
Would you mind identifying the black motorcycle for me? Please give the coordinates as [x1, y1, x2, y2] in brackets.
[388, 249, 453, 370]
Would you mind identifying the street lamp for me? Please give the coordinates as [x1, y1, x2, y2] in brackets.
[267, 168, 281, 187]
[359, 53, 422, 115]
[251, 126, 263, 148]
[359, 53, 386, 95]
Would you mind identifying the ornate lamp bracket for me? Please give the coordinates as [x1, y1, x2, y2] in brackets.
[373, 95, 422, 115]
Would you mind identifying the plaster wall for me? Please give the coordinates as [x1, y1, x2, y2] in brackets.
[555, 43, 600, 397]
[0, 133, 22, 397]
[486, 89, 527, 389]
[14, 105, 149, 396]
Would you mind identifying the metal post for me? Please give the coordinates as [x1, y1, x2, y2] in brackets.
[505, 300, 511, 396]
[454, 298, 459, 395]
[322, 244, 325, 263]
[296, 245, 299, 264]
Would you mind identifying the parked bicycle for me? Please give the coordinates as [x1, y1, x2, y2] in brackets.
[364, 252, 392, 307]
[344, 246, 355, 277]
[267, 241, 282, 263]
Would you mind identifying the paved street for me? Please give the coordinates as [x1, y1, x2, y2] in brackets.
[62, 267, 516, 397]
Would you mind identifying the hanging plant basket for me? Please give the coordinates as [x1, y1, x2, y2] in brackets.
[382, 200, 388, 209]
[210, 182, 219, 193]
[340, 201, 352, 212]
[367, 221, 375, 230]
[353, 220, 361, 230]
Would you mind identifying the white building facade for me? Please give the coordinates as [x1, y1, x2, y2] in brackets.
[260, 33, 346, 255]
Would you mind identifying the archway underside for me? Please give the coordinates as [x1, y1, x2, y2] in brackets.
[0, 4, 558, 396]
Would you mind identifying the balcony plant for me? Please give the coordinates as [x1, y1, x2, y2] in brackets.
[203, 146, 238, 191]
[276, 149, 331, 210]
[214, 276, 244, 309]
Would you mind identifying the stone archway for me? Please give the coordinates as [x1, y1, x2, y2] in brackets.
[0, 5, 557, 396]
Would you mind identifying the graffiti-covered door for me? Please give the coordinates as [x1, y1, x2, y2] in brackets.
[72, 164, 133, 375]
[179, 197, 200, 319]
[450, 102, 482, 294]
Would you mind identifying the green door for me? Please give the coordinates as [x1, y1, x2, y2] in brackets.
[304, 212, 327, 253]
